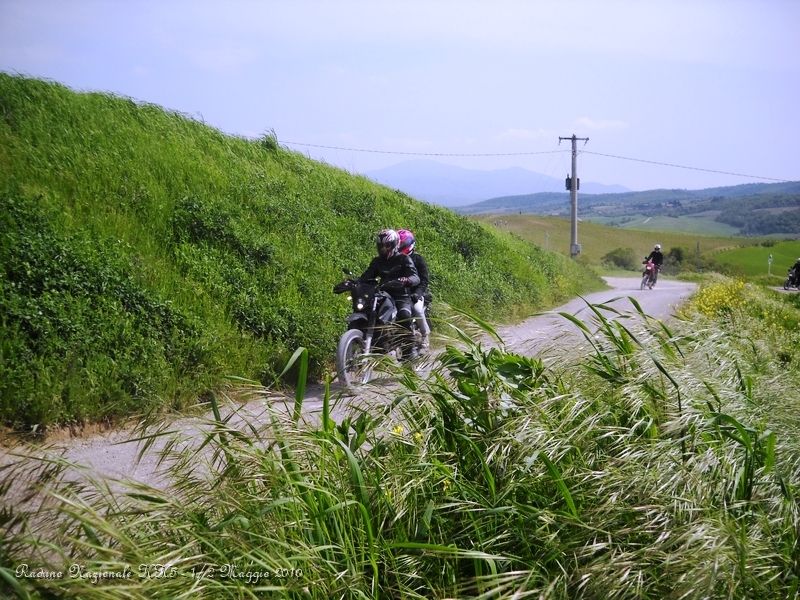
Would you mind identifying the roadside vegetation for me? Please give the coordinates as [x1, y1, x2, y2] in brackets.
[0, 74, 601, 429]
[3, 279, 799, 599]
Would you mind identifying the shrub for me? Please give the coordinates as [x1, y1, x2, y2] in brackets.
[601, 247, 637, 270]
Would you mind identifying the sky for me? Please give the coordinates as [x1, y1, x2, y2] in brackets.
[1, 0, 799, 191]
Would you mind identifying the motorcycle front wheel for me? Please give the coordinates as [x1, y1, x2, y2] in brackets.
[785, 278, 791, 291]
[641, 273, 650, 291]
[336, 329, 372, 387]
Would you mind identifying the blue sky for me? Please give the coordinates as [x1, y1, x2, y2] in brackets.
[1, 0, 798, 191]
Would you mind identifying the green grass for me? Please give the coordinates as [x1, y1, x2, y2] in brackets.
[474, 214, 749, 268]
[711, 240, 800, 277]
[0, 74, 602, 429]
[3, 283, 799, 598]
[589, 213, 740, 236]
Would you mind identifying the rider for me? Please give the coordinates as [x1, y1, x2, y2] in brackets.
[644, 243, 664, 284]
[397, 229, 431, 349]
[360, 229, 420, 360]
[792, 257, 800, 286]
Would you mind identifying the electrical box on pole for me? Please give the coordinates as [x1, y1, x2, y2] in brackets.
[559, 134, 589, 258]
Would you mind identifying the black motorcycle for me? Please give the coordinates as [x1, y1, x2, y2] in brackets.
[333, 273, 422, 386]
[784, 267, 800, 291]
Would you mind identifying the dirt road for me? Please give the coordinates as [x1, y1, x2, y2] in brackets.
[1, 277, 697, 487]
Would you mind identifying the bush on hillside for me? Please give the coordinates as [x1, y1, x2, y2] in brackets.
[601, 247, 637, 270]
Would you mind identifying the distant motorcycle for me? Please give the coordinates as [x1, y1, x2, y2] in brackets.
[784, 267, 800, 291]
[333, 272, 423, 386]
[640, 259, 658, 290]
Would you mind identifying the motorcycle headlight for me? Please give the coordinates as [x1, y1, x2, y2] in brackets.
[356, 302, 364, 310]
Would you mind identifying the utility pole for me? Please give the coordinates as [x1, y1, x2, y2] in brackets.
[559, 134, 589, 258]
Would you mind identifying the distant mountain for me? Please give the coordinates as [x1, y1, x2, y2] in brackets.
[363, 160, 628, 207]
[457, 181, 800, 216]
[455, 181, 800, 236]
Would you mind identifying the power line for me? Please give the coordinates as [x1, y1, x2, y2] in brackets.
[581, 150, 792, 183]
[281, 141, 568, 158]
[280, 139, 794, 183]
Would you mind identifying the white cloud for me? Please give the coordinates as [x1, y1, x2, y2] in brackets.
[495, 128, 552, 141]
[574, 117, 628, 131]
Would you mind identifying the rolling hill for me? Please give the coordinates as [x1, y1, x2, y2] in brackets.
[457, 182, 800, 236]
[0, 74, 602, 427]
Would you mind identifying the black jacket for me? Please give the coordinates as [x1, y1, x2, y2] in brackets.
[646, 250, 664, 266]
[360, 253, 419, 299]
[409, 253, 430, 300]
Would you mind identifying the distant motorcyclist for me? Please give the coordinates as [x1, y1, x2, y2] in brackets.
[791, 258, 800, 286]
[398, 229, 431, 349]
[360, 229, 420, 360]
[644, 243, 664, 284]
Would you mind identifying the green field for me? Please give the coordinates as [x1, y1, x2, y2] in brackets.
[712, 240, 800, 277]
[473, 213, 749, 267]
[588, 214, 740, 236]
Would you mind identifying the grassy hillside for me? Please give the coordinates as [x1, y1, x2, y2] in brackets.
[711, 240, 800, 277]
[0, 74, 601, 428]
[473, 213, 748, 267]
[589, 213, 740, 236]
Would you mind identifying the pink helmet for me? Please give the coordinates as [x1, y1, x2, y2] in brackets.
[397, 229, 416, 255]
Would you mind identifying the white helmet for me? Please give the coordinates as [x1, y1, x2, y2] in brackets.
[654, 244, 662, 250]
[376, 229, 400, 259]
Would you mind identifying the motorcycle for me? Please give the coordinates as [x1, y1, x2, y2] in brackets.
[640, 259, 658, 290]
[333, 272, 423, 386]
[784, 267, 800, 291]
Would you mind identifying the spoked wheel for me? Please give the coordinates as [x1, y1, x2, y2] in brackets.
[336, 329, 372, 386]
[641, 274, 649, 291]
[785, 278, 791, 291]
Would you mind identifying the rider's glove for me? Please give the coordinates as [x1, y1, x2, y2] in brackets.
[381, 279, 403, 291]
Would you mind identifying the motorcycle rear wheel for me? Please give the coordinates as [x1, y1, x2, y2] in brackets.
[336, 329, 372, 386]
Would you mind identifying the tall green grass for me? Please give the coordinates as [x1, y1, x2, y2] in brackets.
[2, 280, 798, 598]
[0, 73, 601, 428]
